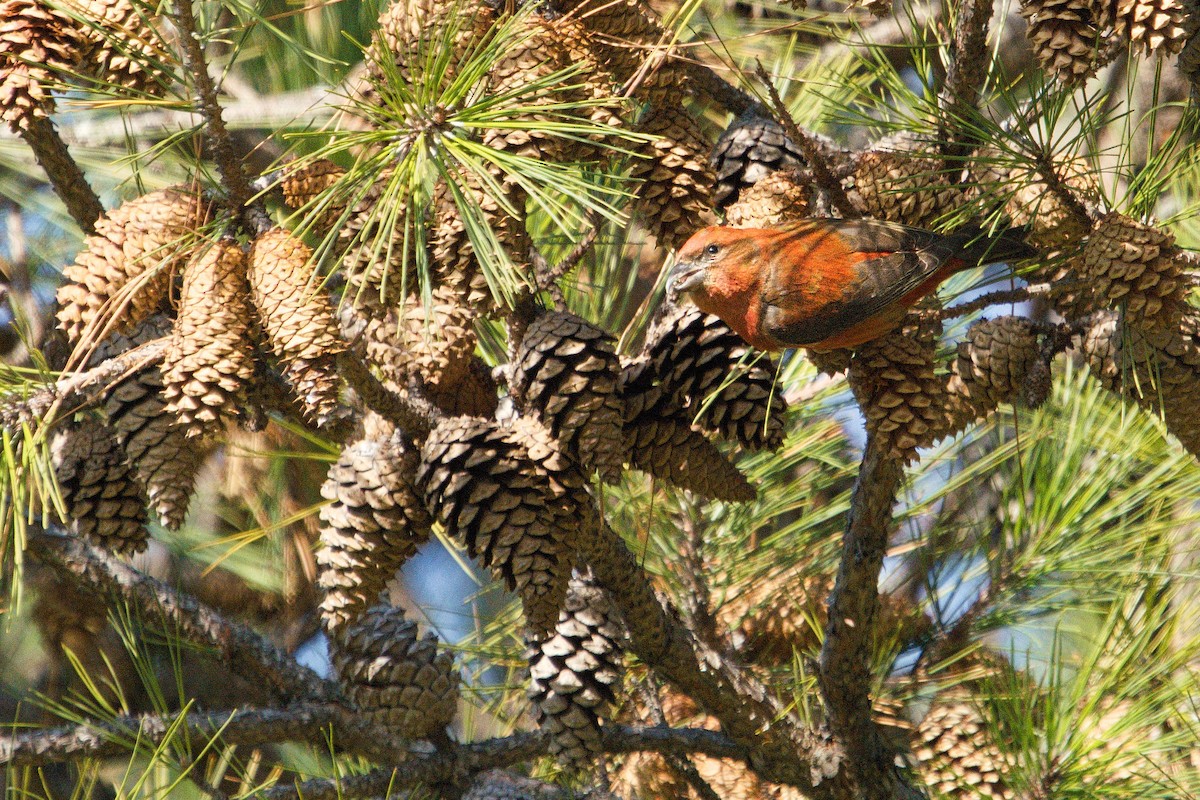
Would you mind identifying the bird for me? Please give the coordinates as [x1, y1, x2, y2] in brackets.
[669, 218, 1037, 352]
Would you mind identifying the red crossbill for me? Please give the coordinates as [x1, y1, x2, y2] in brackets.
[670, 219, 1035, 351]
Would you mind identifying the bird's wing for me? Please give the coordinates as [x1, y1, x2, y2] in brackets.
[759, 219, 957, 347]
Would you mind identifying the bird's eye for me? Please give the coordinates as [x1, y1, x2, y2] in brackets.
[705, 243, 720, 256]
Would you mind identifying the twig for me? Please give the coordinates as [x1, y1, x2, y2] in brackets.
[938, 0, 995, 159]
[257, 725, 747, 800]
[0, 705, 356, 766]
[935, 284, 1053, 320]
[170, 0, 272, 235]
[753, 62, 859, 219]
[18, 117, 104, 234]
[537, 210, 604, 291]
[26, 530, 337, 705]
[0, 337, 171, 433]
[335, 350, 437, 443]
[818, 435, 921, 800]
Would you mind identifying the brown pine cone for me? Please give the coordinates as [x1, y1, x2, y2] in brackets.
[91, 315, 207, 531]
[418, 415, 592, 636]
[527, 569, 624, 767]
[719, 573, 832, 665]
[1115, 0, 1188, 52]
[955, 316, 1042, 408]
[1020, 0, 1109, 84]
[849, 323, 945, 460]
[330, 603, 458, 738]
[362, 0, 494, 106]
[1081, 212, 1184, 328]
[52, 415, 149, 555]
[555, 0, 687, 109]
[430, 174, 525, 316]
[511, 310, 626, 482]
[483, 15, 577, 170]
[711, 111, 809, 210]
[622, 306, 786, 451]
[279, 158, 346, 231]
[626, 416, 756, 502]
[57, 186, 213, 345]
[66, 0, 167, 95]
[318, 438, 433, 632]
[631, 108, 717, 251]
[0, 0, 84, 130]
[161, 240, 257, 440]
[912, 690, 1014, 799]
[854, 144, 962, 228]
[248, 227, 346, 426]
[724, 170, 811, 228]
[1082, 311, 1200, 457]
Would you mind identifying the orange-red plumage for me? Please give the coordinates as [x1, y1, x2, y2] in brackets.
[670, 219, 1034, 351]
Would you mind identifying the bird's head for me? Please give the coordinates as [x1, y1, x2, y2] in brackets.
[669, 227, 764, 306]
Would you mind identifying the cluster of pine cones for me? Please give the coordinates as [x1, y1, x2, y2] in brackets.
[0, 0, 166, 131]
[13, 0, 1200, 789]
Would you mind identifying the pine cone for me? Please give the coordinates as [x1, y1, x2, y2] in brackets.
[854, 145, 962, 228]
[556, 0, 687, 109]
[430, 174, 524, 316]
[719, 573, 832, 665]
[527, 569, 624, 767]
[631, 108, 716, 251]
[622, 306, 786, 451]
[1081, 212, 1184, 328]
[91, 315, 207, 531]
[337, 174, 429, 307]
[626, 416, 756, 502]
[363, 0, 494, 104]
[0, 0, 83, 131]
[1082, 311, 1200, 457]
[279, 158, 347, 231]
[66, 0, 167, 95]
[483, 16, 577, 169]
[955, 316, 1042, 408]
[330, 604, 458, 738]
[318, 438, 433, 632]
[711, 111, 808, 210]
[248, 227, 346, 426]
[1115, 0, 1188, 52]
[849, 324, 945, 460]
[52, 415, 149, 555]
[511, 310, 626, 482]
[419, 416, 592, 635]
[724, 170, 811, 228]
[913, 691, 1013, 799]
[1020, 0, 1108, 84]
[57, 186, 213, 345]
[161, 240, 257, 440]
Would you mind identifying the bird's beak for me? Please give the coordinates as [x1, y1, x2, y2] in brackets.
[668, 259, 705, 302]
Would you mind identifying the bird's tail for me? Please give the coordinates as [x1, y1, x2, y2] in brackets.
[951, 225, 1038, 265]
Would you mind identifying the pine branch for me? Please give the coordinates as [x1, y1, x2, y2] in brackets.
[18, 117, 104, 234]
[0, 336, 171, 433]
[335, 350, 438, 443]
[0, 705, 352, 766]
[27, 530, 336, 705]
[258, 725, 747, 800]
[170, 0, 272, 235]
[582, 523, 852, 797]
[818, 434, 922, 800]
[938, 0, 995, 158]
[753, 62, 859, 219]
